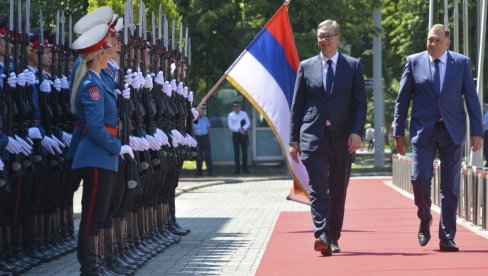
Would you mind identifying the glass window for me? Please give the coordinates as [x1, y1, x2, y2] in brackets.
[206, 82, 244, 129]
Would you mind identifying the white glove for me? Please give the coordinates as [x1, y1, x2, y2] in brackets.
[171, 129, 184, 144]
[187, 135, 197, 147]
[8, 72, 17, 88]
[62, 131, 72, 147]
[0, 159, 4, 171]
[61, 76, 69, 89]
[183, 87, 189, 98]
[162, 81, 171, 96]
[119, 144, 134, 159]
[41, 136, 62, 155]
[191, 108, 198, 121]
[170, 79, 177, 91]
[28, 127, 42, 139]
[188, 91, 194, 103]
[145, 135, 161, 151]
[137, 71, 145, 89]
[39, 79, 51, 93]
[51, 134, 66, 148]
[129, 136, 141, 151]
[6, 137, 22, 154]
[152, 129, 164, 145]
[144, 74, 153, 89]
[16, 71, 26, 87]
[14, 135, 33, 156]
[138, 137, 150, 151]
[0, 73, 5, 80]
[27, 70, 37, 85]
[25, 137, 34, 146]
[176, 82, 184, 95]
[131, 72, 141, 90]
[53, 78, 62, 92]
[154, 71, 165, 85]
[115, 84, 131, 100]
[124, 69, 133, 85]
[129, 136, 149, 151]
[155, 128, 168, 146]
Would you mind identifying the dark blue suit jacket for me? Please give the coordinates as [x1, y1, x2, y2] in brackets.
[290, 53, 367, 152]
[393, 50, 482, 145]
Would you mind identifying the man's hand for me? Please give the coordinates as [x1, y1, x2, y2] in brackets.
[289, 143, 301, 164]
[470, 136, 483, 152]
[347, 134, 362, 154]
[394, 136, 407, 155]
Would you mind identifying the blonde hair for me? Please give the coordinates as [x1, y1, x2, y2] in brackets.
[70, 49, 105, 113]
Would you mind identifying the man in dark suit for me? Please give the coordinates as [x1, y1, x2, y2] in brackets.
[393, 24, 482, 252]
[289, 20, 366, 256]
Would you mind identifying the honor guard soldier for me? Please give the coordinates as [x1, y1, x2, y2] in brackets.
[70, 21, 133, 275]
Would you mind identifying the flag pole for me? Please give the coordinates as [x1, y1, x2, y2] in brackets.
[197, 1, 290, 109]
[196, 49, 245, 109]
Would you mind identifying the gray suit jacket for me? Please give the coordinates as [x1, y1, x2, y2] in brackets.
[290, 53, 367, 152]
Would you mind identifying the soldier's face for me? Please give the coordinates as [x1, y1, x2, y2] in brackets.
[0, 38, 5, 55]
[42, 49, 52, 67]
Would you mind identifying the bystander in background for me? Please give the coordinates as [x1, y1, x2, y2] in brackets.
[193, 105, 214, 176]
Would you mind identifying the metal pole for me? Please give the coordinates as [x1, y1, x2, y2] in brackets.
[444, 0, 449, 26]
[463, 0, 469, 56]
[463, 0, 471, 162]
[373, 8, 384, 167]
[454, 0, 459, 52]
[470, 0, 486, 167]
[429, 0, 434, 29]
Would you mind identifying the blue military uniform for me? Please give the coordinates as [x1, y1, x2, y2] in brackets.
[71, 70, 121, 172]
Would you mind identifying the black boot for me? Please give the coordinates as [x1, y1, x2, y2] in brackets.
[12, 224, 39, 268]
[3, 226, 28, 274]
[24, 215, 47, 262]
[1, 226, 15, 275]
[78, 234, 102, 276]
[169, 197, 190, 235]
[105, 227, 133, 275]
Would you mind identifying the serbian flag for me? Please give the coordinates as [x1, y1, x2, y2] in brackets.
[225, 3, 310, 202]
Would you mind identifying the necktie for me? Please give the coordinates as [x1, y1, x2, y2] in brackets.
[325, 59, 334, 96]
[433, 59, 441, 94]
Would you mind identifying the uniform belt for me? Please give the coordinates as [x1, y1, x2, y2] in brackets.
[82, 125, 119, 137]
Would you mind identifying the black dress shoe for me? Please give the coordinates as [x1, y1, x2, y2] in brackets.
[331, 240, 340, 253]
[314, 233, 331, 256]
[439, 239, 459, 252]
[418, 218, 432, 246]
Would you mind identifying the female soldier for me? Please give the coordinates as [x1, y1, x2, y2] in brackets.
[70, 23, 133, 275]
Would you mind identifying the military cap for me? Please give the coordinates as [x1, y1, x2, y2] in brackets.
[114, 17, 123, 33]
[74, 6, 113, 35]
[71, 24, 111, 54]
[29, 27, 53, 48]
[0, 13, 7, 37]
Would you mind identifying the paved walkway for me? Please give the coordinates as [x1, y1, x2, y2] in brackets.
[25, 175, 309, 275]
[22, 172, 488, 275]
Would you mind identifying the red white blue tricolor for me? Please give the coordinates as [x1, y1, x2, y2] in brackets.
[226, 3, 310, 197]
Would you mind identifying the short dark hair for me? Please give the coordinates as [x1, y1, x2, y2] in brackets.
[232, 101, 241, 106]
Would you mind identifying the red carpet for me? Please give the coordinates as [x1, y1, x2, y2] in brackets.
[256, 178, 488, 275]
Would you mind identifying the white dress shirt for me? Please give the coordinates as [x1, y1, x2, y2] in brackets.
[228, 110, 251, 132]
[320, 51, 339, 91]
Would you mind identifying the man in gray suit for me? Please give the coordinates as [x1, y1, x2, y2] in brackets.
[289, 20, 367, 256]
[393, 24, 482, 252]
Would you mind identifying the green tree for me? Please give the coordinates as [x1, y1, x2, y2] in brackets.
[0, 0, 89, 32]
